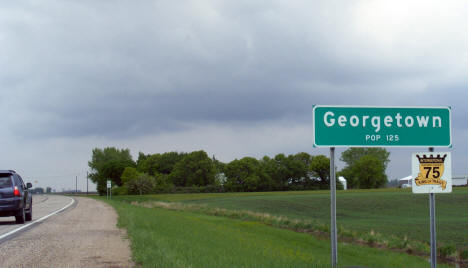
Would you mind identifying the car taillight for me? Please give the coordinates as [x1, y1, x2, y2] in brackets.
[14, 186, 20, 197]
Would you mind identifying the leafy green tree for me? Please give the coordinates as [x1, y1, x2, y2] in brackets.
[309, 155, 330, 186]
[255, 153, 309, 190]
[285, 153, 310, 186]
[136, 152, 149, 170]
[225, 157, 261, 192]
[158, 152, 187, 174]
[344, 155, 387, 188]
[137, 152, 186, 175]
[262, 154, 294, 190]
[88, 147, 135, 195]
[259, 156, 281, 190]
[170, 150, 215, 187]
[223, 153, 312, 192]
[121, 167, 140, 185]
[154, 173, 174, 192]
[271, 154, 292, 188]
[338, 167, 358, 189]
[293, 152, 313, 167]
[212, 155, 226, 174]
[137, 153, 161, 175]
[112, 185, 128, 195]
[340, 148, 390, 169]
[339, 148, 390, 189]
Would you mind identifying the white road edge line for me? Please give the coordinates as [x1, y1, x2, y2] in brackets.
[0, 196, 75, 241]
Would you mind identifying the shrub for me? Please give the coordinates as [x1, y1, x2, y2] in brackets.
[112, 185, 128, 195]
[153, 174, 174, 193]
[438, 244, 456, 258]
[127, 173, 155, 195]
[121, 167, 139, 185]
[460, 248, 468, 260]
[387, 236, 409, 250]
[360, 230, 384, 246]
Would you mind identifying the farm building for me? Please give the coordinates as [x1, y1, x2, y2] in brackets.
[399, 175, 412, 188]
[452, 175, 468, 186]
[338, 176, 347, 190]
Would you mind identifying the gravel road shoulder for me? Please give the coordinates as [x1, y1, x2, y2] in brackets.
[0, 196, 134, 267]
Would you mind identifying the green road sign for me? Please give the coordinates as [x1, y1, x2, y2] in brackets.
[313, 105, 451, 147]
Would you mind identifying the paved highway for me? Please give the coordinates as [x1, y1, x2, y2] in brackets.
[0, 194, 74, 241]
[0, 195, 132, 267]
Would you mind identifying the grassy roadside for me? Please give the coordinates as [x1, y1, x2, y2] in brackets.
[112, 188, 468, 249]
[101, 197, 453, 267]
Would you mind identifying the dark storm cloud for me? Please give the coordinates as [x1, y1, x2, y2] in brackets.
[2, 1, 468, 140]
[3, 0, 468, 190]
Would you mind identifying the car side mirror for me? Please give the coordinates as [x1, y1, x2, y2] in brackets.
[26, 183, 32, 189]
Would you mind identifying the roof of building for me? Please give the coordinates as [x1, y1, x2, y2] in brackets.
[399, 175, 412, 181]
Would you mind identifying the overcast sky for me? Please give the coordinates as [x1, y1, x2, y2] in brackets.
[2, 1, 468, 191]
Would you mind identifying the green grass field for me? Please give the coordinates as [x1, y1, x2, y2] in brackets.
[114, 187, 468, 248]
[105, 198, 452, 268]
[100, 188, 468, 267]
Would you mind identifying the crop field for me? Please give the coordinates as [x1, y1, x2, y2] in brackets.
[102, 188, 468, 267]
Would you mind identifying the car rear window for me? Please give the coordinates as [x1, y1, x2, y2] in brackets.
[0, 174, 13, 188]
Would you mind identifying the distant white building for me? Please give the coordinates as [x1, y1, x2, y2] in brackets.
[338, 176, 347, 190]
[399, 175, 412, 188]
[452, 175, 468, 186]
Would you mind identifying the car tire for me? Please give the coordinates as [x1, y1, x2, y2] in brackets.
[25, 207, 32, 221]
[15, 208, 25, 224]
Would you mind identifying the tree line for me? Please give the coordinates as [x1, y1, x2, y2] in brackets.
[88, 147, 390, 195]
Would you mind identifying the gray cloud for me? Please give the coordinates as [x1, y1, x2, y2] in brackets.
[1, 1, 468, 189]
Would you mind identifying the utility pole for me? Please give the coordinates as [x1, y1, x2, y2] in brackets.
[86, 171, 89, 195]
[75, 175, 78, 195]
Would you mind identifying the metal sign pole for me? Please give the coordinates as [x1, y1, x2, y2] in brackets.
[429, 147, 436, 268]
[330, 147, 337, 268]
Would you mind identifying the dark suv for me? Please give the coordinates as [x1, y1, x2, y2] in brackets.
[0, 170, 32, 223]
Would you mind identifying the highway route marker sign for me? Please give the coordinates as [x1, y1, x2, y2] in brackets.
[412, 152, 452, 194]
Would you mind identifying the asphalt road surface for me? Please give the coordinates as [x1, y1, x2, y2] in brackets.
[0, 195, 133, 267]
[0, 194, 72, 238]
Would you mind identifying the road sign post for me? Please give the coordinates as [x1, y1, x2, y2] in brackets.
[412, 150, 452, 268]
[430, 192, 436, 268]
[330, 147, 337, 267]
[313, 105, 452, 268]
[106, 180, 111, 199]
[429, 147, 436, 268]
